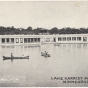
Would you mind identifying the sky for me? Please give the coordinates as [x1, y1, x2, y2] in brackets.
[0, 1, 88, 29]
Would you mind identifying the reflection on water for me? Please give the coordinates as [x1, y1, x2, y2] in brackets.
[0, 44, 88, 87]
[1, 45, 40, 49]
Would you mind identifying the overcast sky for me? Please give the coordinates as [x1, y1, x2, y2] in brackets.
[0, 1, 88, 29]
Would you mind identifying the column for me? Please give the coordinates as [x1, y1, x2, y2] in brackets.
[5, 38, 6, 43]
[9, 38, 11, 43]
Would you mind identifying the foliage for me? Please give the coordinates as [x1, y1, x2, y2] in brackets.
[0, 26, 88, 35]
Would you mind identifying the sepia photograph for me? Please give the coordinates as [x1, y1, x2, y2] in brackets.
[0, 1, 88, 87]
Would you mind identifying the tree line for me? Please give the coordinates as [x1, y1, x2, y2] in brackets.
[0, 26, 88, 35]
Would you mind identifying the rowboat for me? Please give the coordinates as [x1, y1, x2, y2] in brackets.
[41, 52, 50, 57]
[3, 56, 29, 60]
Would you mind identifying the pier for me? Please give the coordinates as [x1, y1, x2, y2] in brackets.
[0, 34, 88, 45]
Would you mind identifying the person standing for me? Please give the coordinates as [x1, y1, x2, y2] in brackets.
[11, 53, 13, 57]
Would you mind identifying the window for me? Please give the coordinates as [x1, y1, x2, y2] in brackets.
[72, 37, 76, 41]
[28, 38, 30, 43]
[45, 38, 50, 42]
[6, 38, 9, 43]
[63, 37, 66, 41]
[20, 38, 23, 43]
[16, 38, 19, 43]
[2, 38, 5, 43]
[67, 37, 71, 41]
[77, 37, 81, 41]
[53, 38, 56, 42]
[38, 38, 40, 42]
[31, 38, 33, 42]
[83, 37, 87, 42]
[11, 38, 14, 43]
[58, 37, 61, 41]
[34, 38, 37, 42]
[24, 38, 27, 43]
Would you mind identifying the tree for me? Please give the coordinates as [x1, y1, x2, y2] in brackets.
[27, 26, 32, 31]
[50, 27, 59, 34]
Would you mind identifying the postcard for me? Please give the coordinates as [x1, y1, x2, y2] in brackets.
[0, 1, 88, 87]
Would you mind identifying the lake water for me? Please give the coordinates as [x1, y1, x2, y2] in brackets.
[0, 44, 88, 87]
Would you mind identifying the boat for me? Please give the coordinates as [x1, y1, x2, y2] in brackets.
[41, 52, 50, 57]
[3, 56, 29, 60]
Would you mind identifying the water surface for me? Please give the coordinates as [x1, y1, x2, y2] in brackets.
[0, 44, 88, 87]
